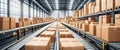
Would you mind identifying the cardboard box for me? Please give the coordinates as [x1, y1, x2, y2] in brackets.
[89, 2, 96, 14]
[60, 38, 79, 42]
[78, 23, 82, 29]
[115, 0, 120, 8]
[19, 18, 25, 22]
[96, 25, 102, 38]
[102, 26, 120, 42]
[107, 0, 115, 9]
[95, 0, 101, 13]
[88, 17, 96, 22]
[96, 24, 114, 38]
[89, 24, 97, 36]
[25, 40, 50, 50]
[103, 15, 112, 24]
[0, 17, 9, 30]
[99, 16, 103, 24]
[82, 24, 89, 32]
[59, 32, 73, 38]
[84, 4, 89, 15]
[59, 29, 69, 32]
[40, 31, 55, 42]
[101, 0, 107, 11]
[60, 42, 84, 50]
[47, 28, 56, 31]
[16, 22, 22, 27]
[9, 18, 16, 29]
[115, 14, 120, 26]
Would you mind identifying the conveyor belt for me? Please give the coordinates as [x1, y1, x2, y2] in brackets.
[5, 23, 52, 50]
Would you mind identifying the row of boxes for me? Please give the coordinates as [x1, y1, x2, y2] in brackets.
[0, 17, 45, 31]
[58, 22, 84, 50]
[73, 0, 120, 17]
[66, 13, 120, 42]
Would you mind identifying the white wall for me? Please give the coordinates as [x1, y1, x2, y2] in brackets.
[50, 10, 73, 18]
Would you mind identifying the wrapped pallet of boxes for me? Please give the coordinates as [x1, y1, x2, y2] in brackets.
[115, 14, 120, 26]
[95, 0, 101, 13]
[0, 17, 9, 30]
[107, 0, 115, 10]
[101, 0, 107, 11]
[9, 17, 16, 29]
[40, 31, 55, 42]
[59, 32, 73, 38]
[115, 0, 120, 8]
[25, 37, 51, 50]
[102, 26, 120, 42]
[60, 38, 84, 50]
[16, 22, 22, 27]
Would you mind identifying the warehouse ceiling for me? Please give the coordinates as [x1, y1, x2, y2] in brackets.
[35, 0, 84, 12]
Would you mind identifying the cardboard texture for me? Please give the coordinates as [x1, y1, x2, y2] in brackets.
[0, 17, 9, 30]
[40, 31, 55, 42]
[9, 18, 16, 29]
[101, 0, 107, 11]
[16, 22, 22, 27]
[107, 0, 115, 9]
[89, 24, 97, 36]
[102, 26, 120, 42]
[82, 24, 89, 32]
[95, 0, 101, 13]
[103, 15, 112, 24]
[59, 32, 73, 38]
[115, 14, 120, 26]
[115, 0, 120, 8]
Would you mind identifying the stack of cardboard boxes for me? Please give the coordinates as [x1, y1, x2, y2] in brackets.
[0, 17, 9, 30]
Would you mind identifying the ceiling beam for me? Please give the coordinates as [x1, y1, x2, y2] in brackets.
[45, 0, 53, 11]
[32, 0, 50, 15]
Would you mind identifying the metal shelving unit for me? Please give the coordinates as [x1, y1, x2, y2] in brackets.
[61, 22, 120, 50]
[0, 22, 52, 50]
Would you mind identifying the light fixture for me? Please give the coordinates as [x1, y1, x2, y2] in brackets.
[45, 0, 52, 11]
[55, 0, 59, 9]
[69, 0, 74, 10]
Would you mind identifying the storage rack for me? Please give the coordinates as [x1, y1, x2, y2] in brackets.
[77, 8, 120, 23]
[61, 22, 120, 50]
[0, 22, 51, 50]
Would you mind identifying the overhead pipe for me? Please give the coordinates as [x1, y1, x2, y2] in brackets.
[32, 0, 50, 15]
